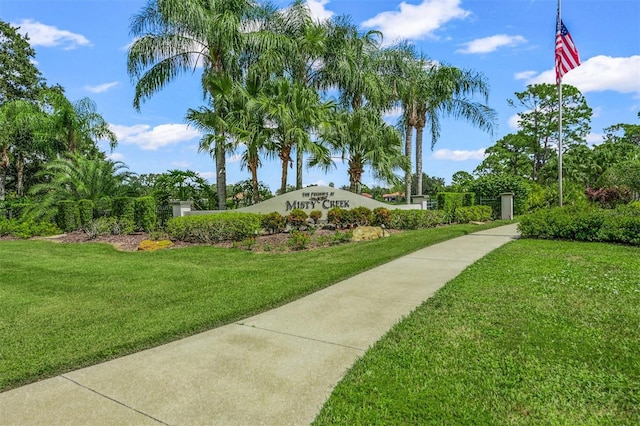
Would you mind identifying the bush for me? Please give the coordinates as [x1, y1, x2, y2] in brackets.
[134, 196, 157, 232]
[166, 213, 262, 243]
[327, 207, 347, 228]
[287, 209, 308, 230]
[309, 210, 322, 224]
[77, 199, 94, 229]
[84, 217, 116, 239]
[56, 200, 79, 232]
[469, 174, 530, 216]
[330, 230, 353, 245]
[518, 206, 640, 245]
[598, 215, 640, 245]
[0, 218, 60, 239]
[454, 205, 492, 223]
[372, 207, 391, 227]
[262, 212, 286, 234]
[436, 193, 465, 224]
[389, 210, 441, 230]
[112, 197, 135, 223]
[287, 230, 311, 250]
[350, 207, 373, 226]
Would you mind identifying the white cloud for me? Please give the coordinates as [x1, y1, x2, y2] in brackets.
[107, 152, 125, 161]
[362, 0, 470, 44]
[197, 171, 217, 181]
[306, 0, 334, 22]
[508, 113, 521, 130]
[13, 19, 91, 50]
[109, 123, 201, 151]
[519, 55, 640, 95]
[432, 148, 486, 161]
[514, 71, 537, 80]
[587, 133, 604, 146]
[228, 154, 242, 164]
[457, 34, 526, 54]
[85, 82, 119, 94]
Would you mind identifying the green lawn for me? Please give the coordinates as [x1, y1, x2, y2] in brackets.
[314, 239, 640, 425]
[0, 221, 509, 391]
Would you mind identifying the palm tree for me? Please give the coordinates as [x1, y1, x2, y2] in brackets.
[128, 0, 282, 210]
[42, 86, 117, 156]
[320, 16, 387, 111]
[257, 78, 332, 195]
[0, 100, 44, 199]
[319, 107, 407, 193]
[28, 154, 132, 219]
[414, 64, 496, 195]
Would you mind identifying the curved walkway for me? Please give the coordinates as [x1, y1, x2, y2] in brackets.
[0, 224, 520, 425]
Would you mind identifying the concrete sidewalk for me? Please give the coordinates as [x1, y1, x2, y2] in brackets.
[0, 224, 520, 425]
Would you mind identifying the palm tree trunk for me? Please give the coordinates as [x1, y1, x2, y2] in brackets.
[279, 146, 291, 195]
[404, 125, 413, 204]
[0, 147, 9, 201]
[16, 156, 24, 197]
[415, 125, 424, 195]
[249, 159, 260, 204]
[215, 140, 227, 210]
[296, 146, 303, 190]
[348, 157, 364, 194]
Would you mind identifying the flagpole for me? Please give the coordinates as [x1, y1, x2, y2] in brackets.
[557, 0, 563, 207]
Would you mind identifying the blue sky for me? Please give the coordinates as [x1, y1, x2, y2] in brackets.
[3, 0, 639, 191]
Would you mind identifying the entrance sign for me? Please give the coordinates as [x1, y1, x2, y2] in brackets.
[184, 186, 403, 219]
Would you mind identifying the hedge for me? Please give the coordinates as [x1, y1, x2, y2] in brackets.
[518, 206, 640, 245]
[166, 213, 262, 243]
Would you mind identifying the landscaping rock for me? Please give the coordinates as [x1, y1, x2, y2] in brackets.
[138, 239, 174, 251]
[351, 226, 388, 242]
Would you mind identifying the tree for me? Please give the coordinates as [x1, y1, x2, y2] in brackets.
[508, 83, 591, 182]
[28, 154, 132, 218]
[257, 78, 332, 195]
[42, 86, 117, 156]
[128, 0, 282, 210]
[0, 100, 48, 198]
[411, 173, 445, 196]
[602, 112, 640, 146]
[450, 171, 474, 192]
[0, 20, 42, 104]
[475, 132, 533, 179]
[319, 107, 406, 193]
[152, 169, 215, 209]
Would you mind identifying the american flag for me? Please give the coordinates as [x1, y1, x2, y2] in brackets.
[555, 18, 580, 83]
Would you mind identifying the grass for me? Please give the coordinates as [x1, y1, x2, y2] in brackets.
[0, 221, 510, 391]
[314, 239, 640, 425]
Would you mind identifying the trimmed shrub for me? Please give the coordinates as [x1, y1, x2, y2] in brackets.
[287, 209, 308, 230]
[327, 207, 347, 228]
[0, 218, 60, 238]
[77, 200, 94, 229]
[112, 197, 135, 223]
[389, 209, 441, 230]
[350, 207, 373, 226]
[454, 205, 492, 223]
[462, 192, 475, 207]
[166, 213, 262, 243]
[598, 215, 640, 245]
[309, 210, 322, 224]
[56, 200, 79, 232]
[437, 193, 465, 223]
[372, 207, 391, 227]
[111, 197, 135, 234]
[262, 212, 286, 234]
[518, 206, 640, 245]
[134, 196, 157, 232]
